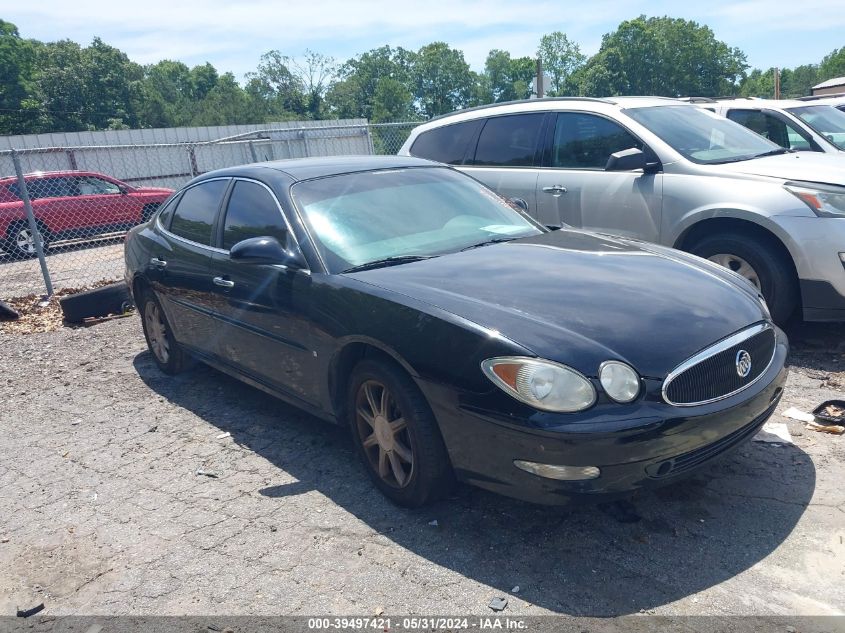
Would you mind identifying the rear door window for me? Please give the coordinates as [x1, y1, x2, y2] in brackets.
[551, 113, 642, 169]
[168, 179, 229, 246]
[470, 114, 545, 167]
[221, 181, 289, 250]
[12, 177, 74, 200]
[409, 120, 483, 164]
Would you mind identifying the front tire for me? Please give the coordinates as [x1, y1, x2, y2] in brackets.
[139, 288, 189, 375]
[6, 221, 49, 260]
[347, 358, 453, 507]
[690, 232, 798, 324]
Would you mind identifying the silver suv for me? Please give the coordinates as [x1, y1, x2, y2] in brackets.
[399, 97, 845, 323]
[702, 98, 845, 154]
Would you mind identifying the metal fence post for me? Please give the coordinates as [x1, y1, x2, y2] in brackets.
[11, 150, 54, 297]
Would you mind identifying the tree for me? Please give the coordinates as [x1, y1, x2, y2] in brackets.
[483, 49, 535, 102]
[326, 45, 415, 120]
[411, 42, 474, 118]
[819, 47, 845, 83]
[537, 32, 585, 95]
[290, 49, 336, 118]
[246, 50, 306, 117]
[0, 21, 41, 134]
[578, 16, 747, 97]
[191, 72, 253, 126]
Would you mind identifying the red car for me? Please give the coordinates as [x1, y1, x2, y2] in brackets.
[0, 170, 173, 258]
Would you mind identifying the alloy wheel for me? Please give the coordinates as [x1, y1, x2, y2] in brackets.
[14, 228, 36, 255]
[144, 301, 170, 364]
[707, 253, 761, 289]
[355, 379, 415, 488]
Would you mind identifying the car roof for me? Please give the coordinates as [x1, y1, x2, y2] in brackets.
[415, 96, 690, 130]
[713, 98, 814, 110]
[0, 170, 105, 184]
[197, 155, 440, 183]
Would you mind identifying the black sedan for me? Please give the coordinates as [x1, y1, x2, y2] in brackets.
[124, 156, 788, 507]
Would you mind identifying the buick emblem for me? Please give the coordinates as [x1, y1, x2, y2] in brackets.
[736, 350, 752, 378]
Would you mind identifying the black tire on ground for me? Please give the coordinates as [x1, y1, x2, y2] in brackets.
[5, 220, 50, 260]
[141, 203, 160, 223]
[0, 299, 20, 321]
[59, 282, 134, 324]
[690, 231, 799, 324]
[138, 287, 190, 375]
[347, 357, 453, 507]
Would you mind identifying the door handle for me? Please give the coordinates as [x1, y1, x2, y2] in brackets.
[542, 185, 568, 196]
[213, 276, 235, 288]
[150, 257, 167, 268]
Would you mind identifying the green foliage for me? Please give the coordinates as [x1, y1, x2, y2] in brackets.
[0, 17, 841, 136]
[537, 32, 585, 96]
[577, 16, 747, 97]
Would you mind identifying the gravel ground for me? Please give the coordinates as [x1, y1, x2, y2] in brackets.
[0, 316, 843, 619]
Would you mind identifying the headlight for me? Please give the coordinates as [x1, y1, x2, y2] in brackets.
[481, 357, 596, 413]
[598, 361, 641, 403]
[784, 181, 845, 218]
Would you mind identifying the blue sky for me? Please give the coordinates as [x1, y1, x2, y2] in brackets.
[4, 0, 844, 81]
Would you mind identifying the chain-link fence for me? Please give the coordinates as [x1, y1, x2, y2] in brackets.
[0, 121, 417, 299]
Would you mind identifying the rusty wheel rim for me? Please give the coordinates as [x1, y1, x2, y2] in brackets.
[355, 379, 414, 488]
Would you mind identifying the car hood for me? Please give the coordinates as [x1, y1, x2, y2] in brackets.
[713, 151, 845, 186]
[348, 230, 767, 378]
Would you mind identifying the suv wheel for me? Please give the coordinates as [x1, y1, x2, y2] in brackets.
[6, 221, 49, 259]
[347, 358, 453, 507]
[690, 232, 798, 324]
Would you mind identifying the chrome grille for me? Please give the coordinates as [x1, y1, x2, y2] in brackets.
[663, 324, 776, 406]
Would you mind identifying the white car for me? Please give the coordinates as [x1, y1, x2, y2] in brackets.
[703, 98, 845, 154]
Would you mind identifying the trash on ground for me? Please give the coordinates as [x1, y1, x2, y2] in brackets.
[812, 400, 845, 424]
[16, 603, 45, 618]
[805, 421, 845, 435]
[782, 407, 816, 423]
[196, 469, 219, 478]
[148, 425, 158, 433]
[488, 596, 508, 612]
[511, 586, 520, 593]
[1, 537, 9, 543]
[752, 421, 793, 444]
[428, 519, 438, 527]
[0, 299, 20, 321]
[216, 432, 231, 439]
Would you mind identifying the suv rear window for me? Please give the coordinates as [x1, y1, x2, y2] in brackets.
[409, 120, 483, 165]
[471, 114, 545, 167]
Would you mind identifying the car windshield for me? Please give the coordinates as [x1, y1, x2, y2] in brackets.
[291, 167, 543, 273]
[786, 105, 845, 150]
[624, 105, 783, 164]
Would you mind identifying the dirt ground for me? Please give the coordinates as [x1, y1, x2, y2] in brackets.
[0, 316, 843, 620]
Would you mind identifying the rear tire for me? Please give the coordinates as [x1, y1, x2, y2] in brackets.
[139, 288, 189, 375]
[347, 358, 453, 507]
[690, 232, 798, 324]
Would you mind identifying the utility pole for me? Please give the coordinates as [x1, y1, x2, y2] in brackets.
[774, 67, 781, 100]
[536, 58, 544, 98]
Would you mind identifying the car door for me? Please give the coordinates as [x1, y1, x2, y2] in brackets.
[75, 175, 139, 228]
[151, 177, 230, 357]
[536, 112, 663, 242]
[25, 176, 78, 237]
[459, 113, 547, 223]
[208, 178, 320, 405]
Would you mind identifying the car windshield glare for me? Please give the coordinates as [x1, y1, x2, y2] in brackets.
[291, 167, 542, 273]
[624, 105, 782, 164]
[787, 105, 845, 150]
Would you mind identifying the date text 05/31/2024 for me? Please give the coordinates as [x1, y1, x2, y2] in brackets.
[307, 617, 528, 630]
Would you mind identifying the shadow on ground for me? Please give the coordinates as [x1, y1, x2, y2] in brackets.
[133, 344, 816, 616]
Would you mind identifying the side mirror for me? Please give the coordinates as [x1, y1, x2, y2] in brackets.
[229, 235, 306, 269]
[509, 197, 529, 213]
[605, 147, 648, 171]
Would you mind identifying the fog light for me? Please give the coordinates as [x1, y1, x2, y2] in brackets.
[514, 460, 600, 481]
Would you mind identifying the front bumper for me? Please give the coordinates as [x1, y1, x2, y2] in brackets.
[773, 216, 845, 321]
[420, 335, 788, 505]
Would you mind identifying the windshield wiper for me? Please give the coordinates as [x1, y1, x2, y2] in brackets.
[341, 255, 435, 273]
[459, 237, 517, 252]
[753, 148, 792, 158]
